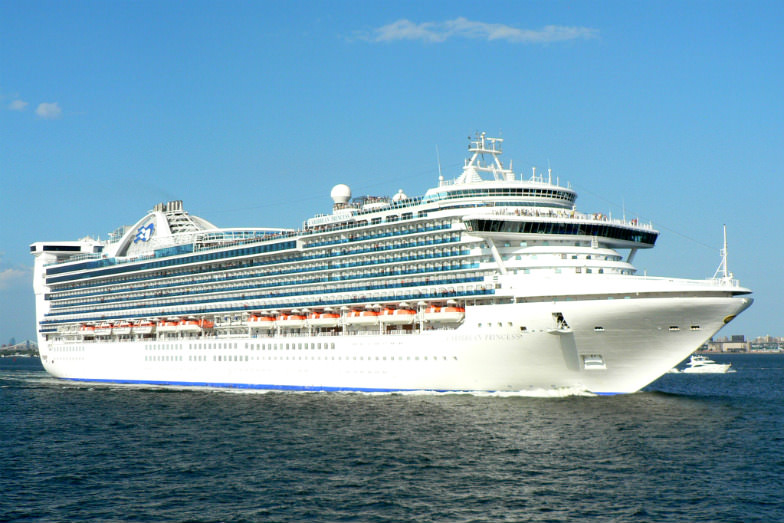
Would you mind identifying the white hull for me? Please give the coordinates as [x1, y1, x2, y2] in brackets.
[38, 296, 751, 394]
[681, 365, 731, 374]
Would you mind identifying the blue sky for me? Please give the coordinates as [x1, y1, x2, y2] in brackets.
[1, 0, 782, 343]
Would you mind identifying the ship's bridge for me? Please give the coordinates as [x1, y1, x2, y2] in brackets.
[463, 212, 658, 248]
[422, 180, 576, 209]
[423, 132, 577, 209]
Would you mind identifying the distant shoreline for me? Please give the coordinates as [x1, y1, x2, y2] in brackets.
[697, 350, 783, 355]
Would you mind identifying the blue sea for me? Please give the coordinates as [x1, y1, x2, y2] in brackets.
[1, 354, 783, 522]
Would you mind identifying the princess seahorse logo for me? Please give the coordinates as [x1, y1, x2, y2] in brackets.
[134, 223, 155, 243]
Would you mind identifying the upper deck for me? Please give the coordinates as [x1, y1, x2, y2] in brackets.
[33, 132, 656, 275]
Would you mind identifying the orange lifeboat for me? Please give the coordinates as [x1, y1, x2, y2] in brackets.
[79, 323, 96, 337]
[308, 311, 340, 327]
[278, 313, 306, 329]
[157, 318, 179, 333]
[94, 322, 113, 336]
[381, 307, 416, 325]
[134, 320, 156, 334]
[424, 305, 465, 323]
[248, 314, 275, 330]
[347, 309, 380, 326]
[114, 321, 132, 335]
[178, 318, 199, 333]
[179, 318, 215, 333]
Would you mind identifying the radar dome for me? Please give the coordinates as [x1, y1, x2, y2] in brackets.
[392, 189, 408, 202]
[331, 184, 352, 204]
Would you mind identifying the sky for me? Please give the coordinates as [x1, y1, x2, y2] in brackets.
[1, 0, 782, 343]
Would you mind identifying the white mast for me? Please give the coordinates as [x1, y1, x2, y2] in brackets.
[456, 132, 515, 183]
[713, 224, 733, 281]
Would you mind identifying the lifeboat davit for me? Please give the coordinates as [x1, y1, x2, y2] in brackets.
[380, 307, 416, 325]
[423, 305, 465, 323]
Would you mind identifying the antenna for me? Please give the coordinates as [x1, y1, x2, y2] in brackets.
[547, 159, 552, 184]
[713, 224, 733, 281]
[436, 145, 444, 186]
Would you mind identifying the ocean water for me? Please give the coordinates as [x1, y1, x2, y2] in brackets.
[1, 354, 783, 522]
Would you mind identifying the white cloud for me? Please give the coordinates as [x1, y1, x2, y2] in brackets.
[36, 102, 62, 119]
[9, 99, 28, 111]
[0, 267, 30, 290]
[362, 17, 598, 44]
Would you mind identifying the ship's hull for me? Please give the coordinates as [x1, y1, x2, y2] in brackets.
[38, 296, 752, 394]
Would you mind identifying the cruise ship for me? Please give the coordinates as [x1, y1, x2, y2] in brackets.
[30, 133, 752, 394]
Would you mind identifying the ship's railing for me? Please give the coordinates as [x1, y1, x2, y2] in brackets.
[46, 252, 104, 265]
[47, 258, 479, 311]
[39, 282, 493, 326]
[623, 274, 745, 288]
[45, 208, 437, 269]
[324, 196, 425, 216]
[47, 233, 465, 293]
[43, 272, 487, 319]
[303, 223, 453, 248]
[48, 325, 471, 344]
[437, 173, 574, 188]
[485, 207, 654, 230]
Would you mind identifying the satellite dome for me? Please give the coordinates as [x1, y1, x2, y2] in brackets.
[331, 184, 352, 204]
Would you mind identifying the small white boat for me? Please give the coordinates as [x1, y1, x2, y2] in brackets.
[681, 354, 732, 374]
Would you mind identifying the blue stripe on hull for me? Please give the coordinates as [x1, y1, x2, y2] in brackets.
[61, 377, 443, 393]
[59, 377, 614, 395]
